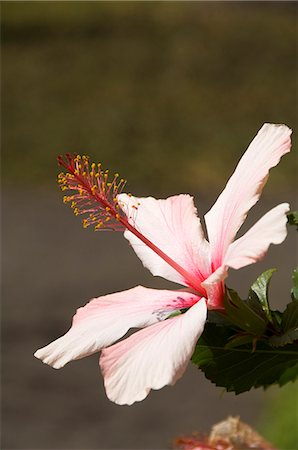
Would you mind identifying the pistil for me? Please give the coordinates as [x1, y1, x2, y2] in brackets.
[58, 154, 205, 295]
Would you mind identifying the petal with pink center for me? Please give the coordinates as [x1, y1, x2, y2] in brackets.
[100, 299, 207, 405]
[205, 124, 291, 268]
[202, 203, 289, 297]
[203, 277, 226, 310]
[117, 194, 210, 290]
[34, 286, 200, 369]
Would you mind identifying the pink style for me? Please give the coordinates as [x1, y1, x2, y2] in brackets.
[35, 124, 292, 405]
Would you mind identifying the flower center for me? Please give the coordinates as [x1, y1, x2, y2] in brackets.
[58, 154, 205, 295]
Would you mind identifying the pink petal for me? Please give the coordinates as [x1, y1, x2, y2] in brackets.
[223, 203, 289, 269]
[34, 286, 200, 369]
[202, 275, 226, 310]
[117, 194, 210, 290]
[205, 124, 291, 268]
[100, 299, 207, 405]
[203, 203, 289, 295]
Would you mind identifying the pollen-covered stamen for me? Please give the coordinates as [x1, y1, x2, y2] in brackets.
[58, 154, 205, 294]
[58, 154, 126, 231]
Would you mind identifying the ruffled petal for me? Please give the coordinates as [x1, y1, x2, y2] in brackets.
[118, 194, 210, 290]
[100, 299, 207, 405]
[34, 286, 200, 369]
[205, 124, 291, 268]
[202, 203, 289, 302]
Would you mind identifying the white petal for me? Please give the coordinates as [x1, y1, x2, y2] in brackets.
[118, 193, 210, 290]
[224, 203, 289, 269]
[202, 203, 289, 296]
[205, 124, 291, 267]
[100, 299, 207, 405]
[34, 286, 200, 369]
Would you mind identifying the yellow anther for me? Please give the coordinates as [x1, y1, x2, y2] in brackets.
[76, 155, 81, 160]
[95, 173, 100, 178]
[105, 217, 111, 222]
[71, 202, 76, 209]
[116, 213, 120, 220]
[83, 219, 89, 229]
[120, 179, 125, 183]
[105, 207, 110, 211]
[91, 163, 96, 169]
[82, 172, 86, 177]
[107, 182, 112, 187]
[91, 185, 96, 193]
[95, 221, 103, 230]
[61, 186, 67, 191]
[114, 173, 119, 178]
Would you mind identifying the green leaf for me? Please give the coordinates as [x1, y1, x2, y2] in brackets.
[207, 310, 233, 327]
[281, 300, 298, 332]
[278, 362, 298, 386]
[287, 210, 298, 229]
[270, 310, 283, 331]
[269, 300, 298, 346]
[248, 268, 276, 323]
[225, 334, 255, 349]
[224, 288, 267, 336]
[192, 323, 298, 394]
[292, 267, 298, 301]
[269, 329, 298, 347]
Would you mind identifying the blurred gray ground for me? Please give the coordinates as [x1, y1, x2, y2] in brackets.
[2, 188, 297, 450]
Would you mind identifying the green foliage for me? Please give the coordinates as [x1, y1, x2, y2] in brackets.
[224, 288, 267, 336]
[224, 334, 255, 350]
[248, 268, 276, 323]
[291, 267, 298, 300]
[269, 298, 298, 347]
[287, 210, 298, 229]
[278, 362, 298, 386]
[192, 323, 298, 394]
[260, 383, 298, 449]
[192, 268, 298, 393]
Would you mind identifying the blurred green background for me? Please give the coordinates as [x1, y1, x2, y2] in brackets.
[2, 2, 297, 449]
[2, 1, 296, 195]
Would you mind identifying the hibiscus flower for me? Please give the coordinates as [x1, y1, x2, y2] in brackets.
[35, 123, 291, 405]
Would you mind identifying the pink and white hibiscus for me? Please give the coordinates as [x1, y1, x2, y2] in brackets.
[35, 123, 292, 405]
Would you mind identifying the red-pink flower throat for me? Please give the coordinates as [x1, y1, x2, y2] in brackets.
[58, 154, 205, 295]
